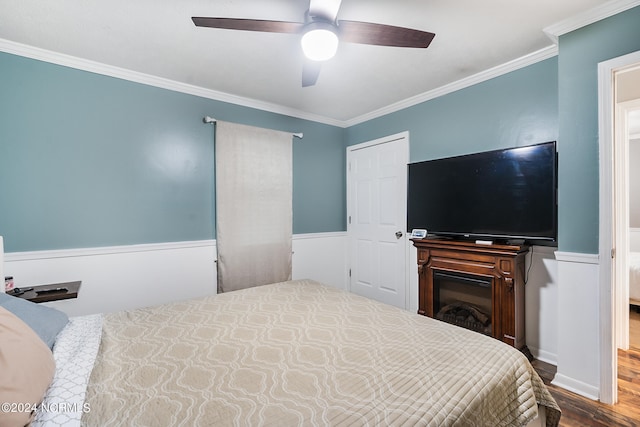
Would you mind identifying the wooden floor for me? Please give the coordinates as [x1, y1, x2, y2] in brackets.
[532, 310, 640, 426]
[630, 309, 640, 348]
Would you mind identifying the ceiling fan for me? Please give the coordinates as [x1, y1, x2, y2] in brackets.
[192, 0, 435, 87]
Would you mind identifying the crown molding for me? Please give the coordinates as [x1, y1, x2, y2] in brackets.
[1, 2, 637, 129]
[0, 38, 346, 128]
[543, 0, 640, 43]
[345, 45, 558, 127]
[9, 5, 634, 132]
[0, 38, 558, 130]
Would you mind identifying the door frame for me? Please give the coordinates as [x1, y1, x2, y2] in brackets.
[346, 131, 410, 309]
[597, 49, 640, 404]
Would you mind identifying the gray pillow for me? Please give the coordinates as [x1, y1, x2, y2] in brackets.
[0, 292, 69, 349]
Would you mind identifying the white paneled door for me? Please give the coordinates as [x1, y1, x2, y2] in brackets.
[347, 132, 408, 309]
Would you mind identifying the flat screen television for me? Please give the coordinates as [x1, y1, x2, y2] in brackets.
[407, 141, 557, 244]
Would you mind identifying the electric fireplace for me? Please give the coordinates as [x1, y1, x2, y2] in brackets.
[412, 238, 532, 359]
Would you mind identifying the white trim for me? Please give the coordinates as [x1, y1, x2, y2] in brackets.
[348, 131, 410, 151]
[554, 251, 599, 264]
[4, 240, 216, 262]
[529, 346, 557, 366]
[3, 241, 218, 316]
[4, 232, 349, 261]
[551, 374, 600, 401]
[0, 38, 557, 129]
[345, 47, 558, 127]
[598, 54, 617, 405]
[3, 233, 348, 315]
[543, 0, 640, 43]
[292, 231, 347, 240]
[597, 49, 640, 405]
[0, 38, 344, 128]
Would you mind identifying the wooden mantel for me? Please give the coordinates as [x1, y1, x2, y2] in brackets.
[412, 237, 531, 358]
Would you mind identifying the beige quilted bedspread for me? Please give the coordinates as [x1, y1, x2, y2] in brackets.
[82, 279, 560, 426]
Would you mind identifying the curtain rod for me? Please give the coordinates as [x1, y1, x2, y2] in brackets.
[203, 116, 303, 139]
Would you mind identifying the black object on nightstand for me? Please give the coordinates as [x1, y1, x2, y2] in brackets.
[9, 281, 81, 303]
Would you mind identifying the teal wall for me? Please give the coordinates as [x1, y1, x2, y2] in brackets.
[557, 5, 640, 253]
[2, 5, 638, 254]
[346, 58, 559, 164]
[0, 53, 345, 252]
[346, 4, 640, 253]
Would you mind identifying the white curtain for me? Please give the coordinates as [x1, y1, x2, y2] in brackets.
[215, 121, 293, 293]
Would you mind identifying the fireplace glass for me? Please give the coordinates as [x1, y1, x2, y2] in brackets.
[433, 271, 492, 336]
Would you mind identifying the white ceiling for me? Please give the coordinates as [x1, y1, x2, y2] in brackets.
[0, 0, 629, 124]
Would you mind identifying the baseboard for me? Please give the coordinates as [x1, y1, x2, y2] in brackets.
[529, 347, 557, 366]
[551, 373, 599, 401]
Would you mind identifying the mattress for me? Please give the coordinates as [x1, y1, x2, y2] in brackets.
[81, 279, 560, 426]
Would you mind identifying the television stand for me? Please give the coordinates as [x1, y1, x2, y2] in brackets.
[412, 238, 532, 359]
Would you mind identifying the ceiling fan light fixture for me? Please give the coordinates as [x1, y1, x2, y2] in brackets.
[301, 22, 339, 61]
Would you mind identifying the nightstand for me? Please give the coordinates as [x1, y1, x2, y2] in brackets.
[8, 281, 81, 303]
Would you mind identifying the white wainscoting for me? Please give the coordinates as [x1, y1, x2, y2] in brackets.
[292, 232, 348, 290]
[8, 233, 601, 399]
[407, 242, 419, 314]
[3, 232, 348, 317]
[553, 251, 600, 400]
[525, 246, 559, 365]
[4, 241, 218, 317]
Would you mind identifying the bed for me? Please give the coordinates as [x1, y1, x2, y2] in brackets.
[3, 279, 560, 427]
[630, 252, 640, 307]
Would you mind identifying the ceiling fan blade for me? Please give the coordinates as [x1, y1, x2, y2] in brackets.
[338, 21, 435, 48]
[302, 60, 322, 87]
[308, 0, 343, 21]
[192, 17, 304, 34]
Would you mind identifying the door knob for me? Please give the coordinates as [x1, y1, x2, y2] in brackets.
[395, 231, 404, 239]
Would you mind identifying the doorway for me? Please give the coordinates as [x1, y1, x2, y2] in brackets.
[346, 132, 409, 309]
[598, 50, 640, 404]
[615, 98, 640, 351]
[629, 107, 640, 351]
